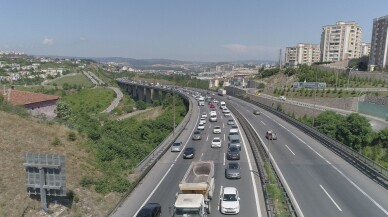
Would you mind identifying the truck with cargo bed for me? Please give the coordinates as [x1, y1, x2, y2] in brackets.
[173, 161, 215, 216]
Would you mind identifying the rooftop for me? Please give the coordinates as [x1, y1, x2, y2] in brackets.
[3, 89, 60, 106]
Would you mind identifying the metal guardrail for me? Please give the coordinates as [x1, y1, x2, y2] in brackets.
[228, 103, 296, 217]
[237, 94, 388, 189]
[106, 82, 194, 216]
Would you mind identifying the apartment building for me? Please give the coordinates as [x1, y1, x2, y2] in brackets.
[368, 15, 388, 71]
[320, 21, 362, 62]
[285, 43, 320, 66]
[361, 43, 371, 56]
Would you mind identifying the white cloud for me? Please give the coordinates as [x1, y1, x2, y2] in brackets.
[42, 38, 54, 45]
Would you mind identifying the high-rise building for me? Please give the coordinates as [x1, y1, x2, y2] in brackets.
[368, 15, 388, 71]
[361, 43, 371, 56]
[320, 21, 362, 62]
[285, 43, 320, 66]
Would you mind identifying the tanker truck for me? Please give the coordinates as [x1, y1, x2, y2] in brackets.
[173, 161, 215, 216]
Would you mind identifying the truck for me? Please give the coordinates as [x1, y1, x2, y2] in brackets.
[198, 96, 205, 106]
[218, 89, 226, 96]
[173, 161, 215, 216]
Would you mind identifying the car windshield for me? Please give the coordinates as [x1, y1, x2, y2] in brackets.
[231, 139, 240, 143]
[223, 193, 238, 201]
[215, 126, 220, 129]
[229, 147, 238, 152]
[174, 208, 201, 216]
[185, 148, 194, 152]
[213, 138, 220, 142]
[194, 131, 200, 135]
[228, 163, 239, 169]
[231, 125, 238, 129]
[173, 143, 181, 146]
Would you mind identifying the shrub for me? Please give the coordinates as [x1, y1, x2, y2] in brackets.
[52, 137, 62, 146]
[67, 131, 76, 141]
[80, 176, 94, 188]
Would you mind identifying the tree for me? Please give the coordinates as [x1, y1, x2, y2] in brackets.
[314, 111, 345, 138]
[372, 128, 388, 148]
[336, 113, 373, 151]
[55, 101, 71, 121]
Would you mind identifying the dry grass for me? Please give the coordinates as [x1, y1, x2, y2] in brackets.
[0, 111, 121, 217]
[133, 106, 164, 121]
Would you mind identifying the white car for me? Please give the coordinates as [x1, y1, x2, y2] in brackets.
[200, 117, 206, 124]
[201, 112, 207, 118]
[197, 123, 205, 130]
[222, 108, 229, 113]
[213, 126, 221, 134]
[279, 95, 287, 101]
[211, 137, 222, 148]
[224, 112, 231, 117]
[220, 187, 240, 214]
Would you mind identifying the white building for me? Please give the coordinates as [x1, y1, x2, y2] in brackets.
[368, 15, 388, 71]
[320, 21, 362, 62]
[285, 43, 321, 66]
[360, 43, 371, 57]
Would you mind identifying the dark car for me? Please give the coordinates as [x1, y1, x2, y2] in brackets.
[253, 110, 261, 115]
[210, 104, 215, 109]
[225, 162, 241, 179]
[227, 146, 240, 160]
[136, 203, 162, 217]
[192, 131, 202, 140]
[183, 147, 195, 159]
[266, 130, 277, 140]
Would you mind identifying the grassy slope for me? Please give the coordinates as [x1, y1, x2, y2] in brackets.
[49, 73, 94, 88]
[0, 111, 121, 217]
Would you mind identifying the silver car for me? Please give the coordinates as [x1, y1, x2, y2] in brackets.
[225, 162, 241, 179]
[192, 131, 202, 140]
[171, 141, 183, 152]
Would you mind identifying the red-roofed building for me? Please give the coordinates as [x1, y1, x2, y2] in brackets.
[3, 89, 60, 119]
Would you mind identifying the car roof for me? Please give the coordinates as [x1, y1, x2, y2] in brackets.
[229, 134, 240, 139]
[223, 187, 237, 194]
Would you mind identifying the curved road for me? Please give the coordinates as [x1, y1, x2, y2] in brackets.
[111, 94, 266, 217]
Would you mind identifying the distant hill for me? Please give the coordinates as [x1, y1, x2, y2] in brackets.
[93, 57, 197, 66]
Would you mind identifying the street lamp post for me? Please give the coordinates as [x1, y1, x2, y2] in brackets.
[346, 66, 357, 90]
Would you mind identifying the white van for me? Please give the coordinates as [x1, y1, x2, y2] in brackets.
[220, 101, 226, 109]
[210, 111, 217, 122]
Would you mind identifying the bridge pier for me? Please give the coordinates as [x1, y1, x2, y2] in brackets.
[145, 88, 152, 103]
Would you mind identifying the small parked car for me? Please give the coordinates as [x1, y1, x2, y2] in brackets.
[192, 131, 201, 140]
[171, 141, 183, 152]
[279, 95, 287, 101]
[136, 203, 162, 217]
[266, 130, 277, 140]
[225, 162, 241, 179]
[220, 187, 240, 214]
[183, 147, 195, 159]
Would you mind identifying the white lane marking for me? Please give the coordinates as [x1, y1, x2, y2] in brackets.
[248, 102, 388, 215]
[260, 120, 266, 125]
[218, 185, 223, 210]
[134, 102, 200, 216]
[223, 123, 225, 129]
[285, 144, 295, 156]
[206, 135, 209, 141]
[224, 133, 226, 141]
[320, 185, 342, 212]
[200, 153, 204, 160]
[241, 114, 304, 217]
[230, 113, 262, 217]
[223, 153, 226, 166]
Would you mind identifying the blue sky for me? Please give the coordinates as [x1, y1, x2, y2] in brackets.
[0, 0, 387, 62]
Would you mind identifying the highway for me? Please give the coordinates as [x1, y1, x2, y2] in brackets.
[111, 94, 266, 217]
[224, 95, 388, 217]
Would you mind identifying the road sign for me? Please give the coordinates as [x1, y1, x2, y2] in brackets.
[24, 153, 66, 212]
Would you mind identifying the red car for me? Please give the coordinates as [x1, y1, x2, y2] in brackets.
[210, 104, 215, 109]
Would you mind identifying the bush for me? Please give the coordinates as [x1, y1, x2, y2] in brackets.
[80, 176, 94, 188]
[67, 131, 76, 141]
[52, 137, 62, 146]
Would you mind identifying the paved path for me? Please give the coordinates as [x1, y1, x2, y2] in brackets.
[116, 108, 153, 121]
[102, 87, 124, 113]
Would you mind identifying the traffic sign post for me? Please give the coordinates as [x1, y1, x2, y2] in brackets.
[24, 153, 66, 212]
